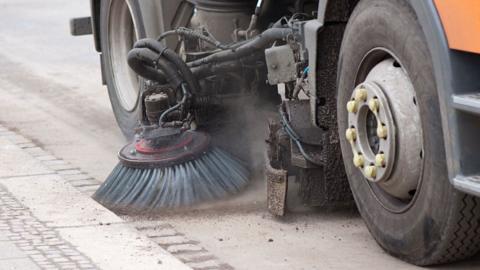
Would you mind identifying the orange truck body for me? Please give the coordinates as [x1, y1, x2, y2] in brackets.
[434, 0, 480, 54]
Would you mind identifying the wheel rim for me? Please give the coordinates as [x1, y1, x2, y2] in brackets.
[345, 48, 424, 211]
[108, 0, 139, 112]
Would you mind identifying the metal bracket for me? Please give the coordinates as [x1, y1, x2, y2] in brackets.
[69, 17, 93, 36]
[303, 19, 323, 127]
[283, 100, 325, 168]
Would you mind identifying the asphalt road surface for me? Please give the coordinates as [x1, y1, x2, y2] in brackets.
[1, 1, 479, 269]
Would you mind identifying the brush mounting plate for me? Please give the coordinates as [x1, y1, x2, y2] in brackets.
[119, 130, 211, 169]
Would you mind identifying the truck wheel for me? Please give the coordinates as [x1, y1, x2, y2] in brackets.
[337, 0, 480, 265]
[100, 0, 142, 139]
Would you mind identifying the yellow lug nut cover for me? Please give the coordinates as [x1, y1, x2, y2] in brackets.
[345, 128, 357, 143]
[365, 166, 377, 179]
[347, 100, 358, 113]
[353, 153, 364, 168]
[354, 87, 368, 102]
[375, 153, 386, 167]
[368, 98, 379, 112]
[377, 125, 388, 139]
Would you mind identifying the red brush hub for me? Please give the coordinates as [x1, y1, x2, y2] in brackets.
[118, 130, 211, 169]
[134, 134, 194, 155]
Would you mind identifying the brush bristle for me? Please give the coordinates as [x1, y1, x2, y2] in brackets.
[93, 147, 250, 211]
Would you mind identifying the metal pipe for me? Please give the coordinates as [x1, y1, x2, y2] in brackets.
[187, 27, 293, 68]
[159, 84, 189, 126]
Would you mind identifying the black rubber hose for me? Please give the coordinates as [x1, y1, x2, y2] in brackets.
[187, 27, 293, 68]
[127, 47, 184, 89]
[127, 48, 167, 83]
[191, 60, 242, 78]
[134, 39, 201, 94]
[156, 58, 184, 89]
[191, 51, 264, 78]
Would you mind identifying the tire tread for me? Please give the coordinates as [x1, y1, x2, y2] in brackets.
[438, 195, 480, 264]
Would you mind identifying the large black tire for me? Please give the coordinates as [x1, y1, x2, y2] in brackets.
[337, 0, 480, 265]
[100, 0, 143, 139]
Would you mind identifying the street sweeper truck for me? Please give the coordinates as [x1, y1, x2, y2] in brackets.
[71, 0, 480, 266]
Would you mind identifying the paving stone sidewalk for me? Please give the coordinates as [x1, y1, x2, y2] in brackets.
[0, 185, 97, 270]
[0, 125, 191, 270]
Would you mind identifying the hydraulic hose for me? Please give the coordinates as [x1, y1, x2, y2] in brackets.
[127, 48, 167, 83]
[190, 52, 265, 78]
[127, 47, 184, 89]
[128, 39, 199, 126]
[187, 27, 293, 68]
[134, 39, 201, 95]
[128, 27, 294, 126]
[191, 60, 242, 78]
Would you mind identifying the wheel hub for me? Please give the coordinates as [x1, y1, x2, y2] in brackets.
[345, 58, 423, 200]
[346, 82, 396, 183]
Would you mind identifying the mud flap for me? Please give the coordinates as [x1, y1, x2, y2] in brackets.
[265, 158, 288, 216]
[265, 119, 290, 216]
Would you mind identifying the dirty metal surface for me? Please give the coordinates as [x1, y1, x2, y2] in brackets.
[285, 100, 323, 146]
[290, 142, 322, 169]
[266, 118, 291, 170]
[284, 100, 325, 168]
[265, 45, 297, 85]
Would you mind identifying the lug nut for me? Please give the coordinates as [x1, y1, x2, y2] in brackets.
[368, 98, 379, 112]
[354, 87, 368, 102]
[345, 128, 357, 143]
[365, 165, 377, 179]
[353, 153, 365, 168]
[375, 153, 386, 167]
[377, 125, 388, 139]
[347, 100, 358, 113]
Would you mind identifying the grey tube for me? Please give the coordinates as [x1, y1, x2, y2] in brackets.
[187, 27, 293, 68]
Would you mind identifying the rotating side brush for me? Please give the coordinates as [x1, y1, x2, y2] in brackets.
[92, 38, 250, 211]
[93, 128, 249, 211]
